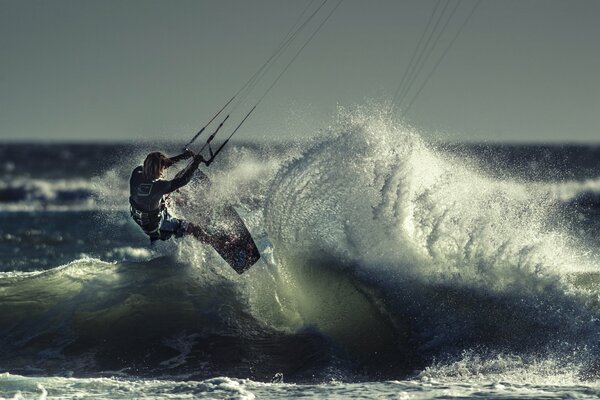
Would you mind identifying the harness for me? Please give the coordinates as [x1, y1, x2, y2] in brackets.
[129, 198, 164, 242]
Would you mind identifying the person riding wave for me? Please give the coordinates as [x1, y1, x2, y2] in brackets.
[129, 150, 211, 244]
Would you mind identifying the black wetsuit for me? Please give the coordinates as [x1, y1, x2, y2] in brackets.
[129, 153, 201, 241]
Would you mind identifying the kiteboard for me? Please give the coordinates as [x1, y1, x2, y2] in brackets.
[172, 164, 260, 274]
[205, 204, 261, 274]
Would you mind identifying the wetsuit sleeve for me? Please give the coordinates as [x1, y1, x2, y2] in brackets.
[168, 151, 194, 164]
[163, 157, 202, 193]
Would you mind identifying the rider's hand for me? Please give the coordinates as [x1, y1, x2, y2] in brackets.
[183, 149, 195, 159]
[194, 153, 205, 163]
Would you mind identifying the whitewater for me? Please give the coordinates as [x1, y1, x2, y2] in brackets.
[1, 108, 600, 398]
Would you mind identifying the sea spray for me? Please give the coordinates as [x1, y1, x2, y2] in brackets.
[261, 105, 600, 376]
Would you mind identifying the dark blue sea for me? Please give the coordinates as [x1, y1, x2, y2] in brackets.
[2, 114, 600, 398]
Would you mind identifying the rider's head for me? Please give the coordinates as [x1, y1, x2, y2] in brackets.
[143, 152, 174, 180]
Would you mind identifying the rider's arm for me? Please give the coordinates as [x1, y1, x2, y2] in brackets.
[168, 149, 195, 164]
[165, 154, 205, 193]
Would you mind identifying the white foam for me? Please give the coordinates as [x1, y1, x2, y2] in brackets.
[104, 246, 154, 261]
[417, 351, 581, 386]
[266, 105, 597, 283]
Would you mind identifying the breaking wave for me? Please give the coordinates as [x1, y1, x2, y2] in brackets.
[262, 107, 600, 379]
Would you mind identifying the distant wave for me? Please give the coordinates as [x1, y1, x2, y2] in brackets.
[0, 171, 128, 212]
[545, 178, 600, 209]
[0, 178, 97, 209]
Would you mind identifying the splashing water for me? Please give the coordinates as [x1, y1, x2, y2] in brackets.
[258, 105, 600, 378]
[2, 107, 600, 392]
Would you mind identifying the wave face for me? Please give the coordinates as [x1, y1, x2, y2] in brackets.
[0, 257, 345, 382]
[2, 111, 600, 383]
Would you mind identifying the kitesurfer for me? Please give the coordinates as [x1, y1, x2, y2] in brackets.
[129, 150, 211, 244]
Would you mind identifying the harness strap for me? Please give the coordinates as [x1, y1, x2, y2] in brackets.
[129, 198, 163, 239]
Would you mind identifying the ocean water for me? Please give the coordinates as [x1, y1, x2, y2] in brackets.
[2, 110, 600, 398]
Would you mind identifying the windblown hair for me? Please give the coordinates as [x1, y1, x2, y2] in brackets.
[143, 152, 174, 180]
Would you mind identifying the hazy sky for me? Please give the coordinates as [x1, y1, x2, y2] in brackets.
[1, 0, 599, 143]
